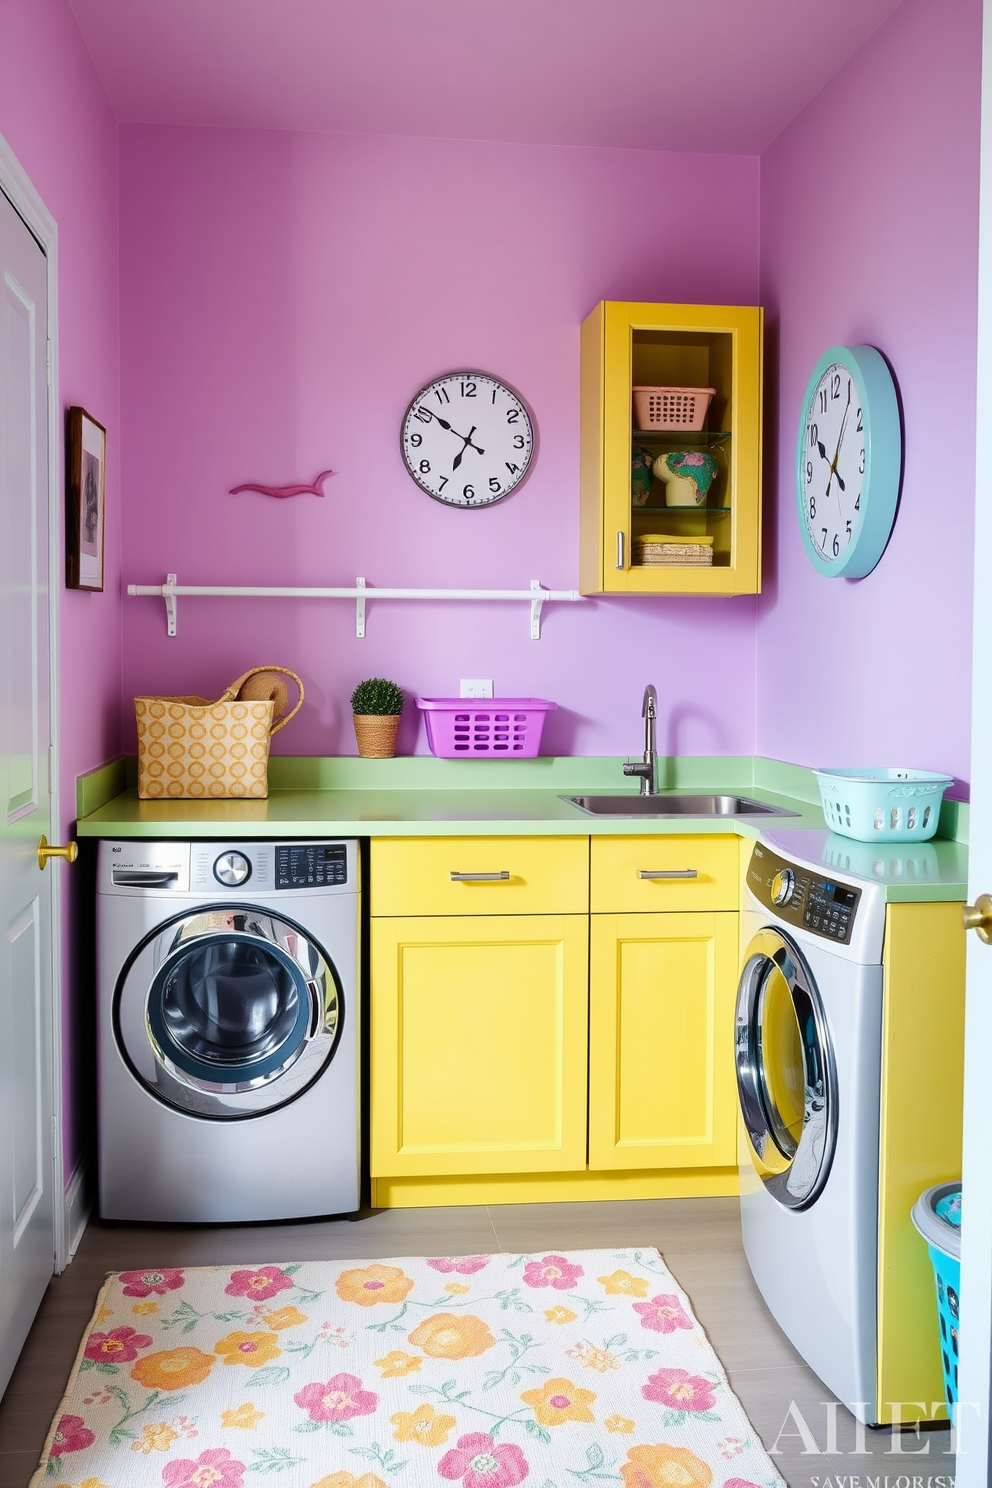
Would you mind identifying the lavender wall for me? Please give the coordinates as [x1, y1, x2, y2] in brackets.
[1, 0, 121, 1180]
[757, 0, 982, 790]
[118, 127, 760, 759]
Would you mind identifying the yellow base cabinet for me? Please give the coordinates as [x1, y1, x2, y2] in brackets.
[370, 914, 589, 1177]
[580, 300, 763, 596]
[588, 911, 739, 1170]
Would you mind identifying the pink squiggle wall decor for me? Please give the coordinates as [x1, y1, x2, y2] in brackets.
[229, 468, 335, 499]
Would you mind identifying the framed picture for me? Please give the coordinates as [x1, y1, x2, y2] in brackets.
[66, 406, 106, 591]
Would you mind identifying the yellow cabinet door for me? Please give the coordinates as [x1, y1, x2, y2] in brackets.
[580, 300, 762, 597]
[588, 911, 739, 1170]
[371, 914, 589, 1177]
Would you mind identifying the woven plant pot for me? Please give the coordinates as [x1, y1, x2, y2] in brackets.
[353, 713, 401, 758]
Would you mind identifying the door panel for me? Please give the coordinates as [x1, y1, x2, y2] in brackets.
[371, 914, 589, 1175]
[589, 911, 738, 1170]
[0, 185, 54, 1399]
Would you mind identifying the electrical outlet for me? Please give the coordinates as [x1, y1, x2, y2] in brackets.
[460, 679, 494, 699]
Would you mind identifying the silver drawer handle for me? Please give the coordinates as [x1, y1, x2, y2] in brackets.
[450, 871, 511, 882]
[637, 869, 699, 880]
[616, 530, 625, 570]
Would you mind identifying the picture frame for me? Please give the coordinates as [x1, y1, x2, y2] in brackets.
[65, 405, 106, 591]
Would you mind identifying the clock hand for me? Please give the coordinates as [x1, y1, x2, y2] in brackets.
[825, 386, 851, 507]
[451, 426, 484, 472]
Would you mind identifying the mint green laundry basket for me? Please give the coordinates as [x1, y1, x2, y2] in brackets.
[814, 767, 952, 842]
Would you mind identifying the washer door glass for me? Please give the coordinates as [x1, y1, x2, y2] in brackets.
[736, 929, 836, 1209]
[114, 907, 341, 1120]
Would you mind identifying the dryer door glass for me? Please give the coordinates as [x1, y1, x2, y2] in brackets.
[736, 929, 837, 1209]
[115, 907, 342, 1120]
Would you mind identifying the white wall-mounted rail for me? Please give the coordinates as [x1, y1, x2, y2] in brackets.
[127, 574, 584, 640]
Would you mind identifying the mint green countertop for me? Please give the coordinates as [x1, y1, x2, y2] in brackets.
[75, 754, 969, 901]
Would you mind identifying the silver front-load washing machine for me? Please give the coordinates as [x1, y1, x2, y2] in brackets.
[97, 839, 360, 1223]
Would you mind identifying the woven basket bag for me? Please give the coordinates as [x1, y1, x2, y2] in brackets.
[135, 666, 303, 800]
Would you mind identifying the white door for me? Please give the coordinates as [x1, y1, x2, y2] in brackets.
[0, 184, 56, 1400]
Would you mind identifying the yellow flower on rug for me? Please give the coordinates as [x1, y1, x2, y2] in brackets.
[260, 1305, 308, 1330]
[310, 1474, 389, 1488]
[444, 1281, 470, 1295]
[214, 1331, 282, 1368]
[605, 1413, 636, 1434]
[599, 1269, 650, 1298]
[374, 1349, 422, 1377]
[131, 1301, 159, 1316]
[620, 1442, 713, 1488]
[571, 1343, 620, 1373]
[52, 1479, 113, 1488]
[336, 1263, 413, 1306]
[130, 1346, 214, 1390]
[520, 1376, 596, 1426]
[220, 1402, 265, 1429]
[544, 1305, 577, 1325]
[130, 1421, 178, 1454]
[390, 1401, 457, 1446]
[408, 1312, 496, 1359]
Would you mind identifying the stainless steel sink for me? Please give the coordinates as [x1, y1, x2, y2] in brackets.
[562, 793, 799, 818]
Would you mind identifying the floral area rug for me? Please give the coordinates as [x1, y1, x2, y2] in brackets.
[32, 1247, 785, 1488]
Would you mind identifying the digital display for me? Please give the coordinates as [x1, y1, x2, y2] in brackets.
[814, 880, 858, 908]
[275, 844, 348, 889]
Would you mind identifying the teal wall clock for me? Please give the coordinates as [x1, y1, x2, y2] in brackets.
[795, 344, 902, 578]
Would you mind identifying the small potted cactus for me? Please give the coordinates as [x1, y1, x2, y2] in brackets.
[350, 677, 404, 758]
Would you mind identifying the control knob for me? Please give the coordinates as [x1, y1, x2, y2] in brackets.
[214, 850, 251, 886]
[771, 868, 795, 906]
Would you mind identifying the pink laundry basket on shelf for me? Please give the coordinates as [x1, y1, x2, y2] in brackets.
[416, 698, 556, 757]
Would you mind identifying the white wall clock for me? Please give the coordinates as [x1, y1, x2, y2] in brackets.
[400, 371, 535, 507]
[795, 344, 902, 578]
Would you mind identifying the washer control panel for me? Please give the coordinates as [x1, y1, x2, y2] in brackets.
[98, 840, 358, 896]
[275, 843, 348, 889]
[747, 841, 860, 944]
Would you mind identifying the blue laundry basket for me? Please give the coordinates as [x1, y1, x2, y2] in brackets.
[911, 1182, 961, 1424]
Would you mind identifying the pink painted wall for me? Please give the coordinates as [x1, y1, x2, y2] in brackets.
[118, 127, 760, 760]
[757, 0, 982, 791]
[0, 0, 121, 1180]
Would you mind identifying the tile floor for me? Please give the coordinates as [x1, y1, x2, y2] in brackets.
[0, 1198, 954, 1488]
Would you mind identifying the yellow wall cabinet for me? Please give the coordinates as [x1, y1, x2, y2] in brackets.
[371, 835, 741, 1206]
[580, 300, 763, 596]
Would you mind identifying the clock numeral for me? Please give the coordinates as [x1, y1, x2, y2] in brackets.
[831, 373, 841, 399]
[505, 462, 520, 475]
[808, 422, 818, 448]
[832, 534, 840, 557]
[419, 460, 431, 474]
[434, 386, 450, 404]
[854, 493, 861, 511]
[809, 495, 817, 520]
[856, 406, 863, 432]
[818, 389, 827, 413]
[859, 449, 865, 474]
[806, 460, 813, 484]
[463, 484, 475, 500]
[409, 432, 423, 448]
[821, 528, 828, 550]
[460, 381, 477, 398]
[413, 405, 432, 424]
[846, 520, 852, 542]
[489, 478, 501, 493]
[506, 409, 520, 424]
[513, 435, 525, 450]
[438, 476, 448, 492]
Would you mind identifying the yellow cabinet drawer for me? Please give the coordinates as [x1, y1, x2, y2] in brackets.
[591, 835, 738, 913]
[371, 836, 589, 917]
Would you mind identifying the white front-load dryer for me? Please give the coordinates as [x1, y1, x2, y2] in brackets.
[97, 839, 360, 1223]
[737, 836, 887, 1425]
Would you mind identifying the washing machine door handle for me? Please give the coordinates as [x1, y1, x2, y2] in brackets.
[305, 980, 326, 1040]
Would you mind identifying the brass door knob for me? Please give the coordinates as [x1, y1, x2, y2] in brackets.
[37, 836, 78, 871]
[963, 893, 992, 943]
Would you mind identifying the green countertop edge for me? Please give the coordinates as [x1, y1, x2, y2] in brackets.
[75, 753, 969, 901]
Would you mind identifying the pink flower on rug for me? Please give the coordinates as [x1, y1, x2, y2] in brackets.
[632, 1293, 694, 1334]
[642, 1366, 717, 1413]
[521, 1254, 583, 1290]
[438, 1431, 529, 1487]
[427, 1256, 491, 1275]
[224, 1266, 293, 1301]
[162, 1446, 246, 1487]
[723, 1482, 763, 1488]
[49, 1413, 95, 1457]
[85, 1325, 153, 1363]
[294, 1372, 378, 1423]
[119, 1268, 186, 1297]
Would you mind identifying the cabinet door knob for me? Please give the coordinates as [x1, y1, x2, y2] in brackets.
[963, 893, 992, 944]
[450, 871, 511, 882]
[637, 868, 698, 880]
[38, 836, 78, 871]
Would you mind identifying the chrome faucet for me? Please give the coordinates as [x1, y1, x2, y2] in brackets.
[623, 684, 658, 795]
